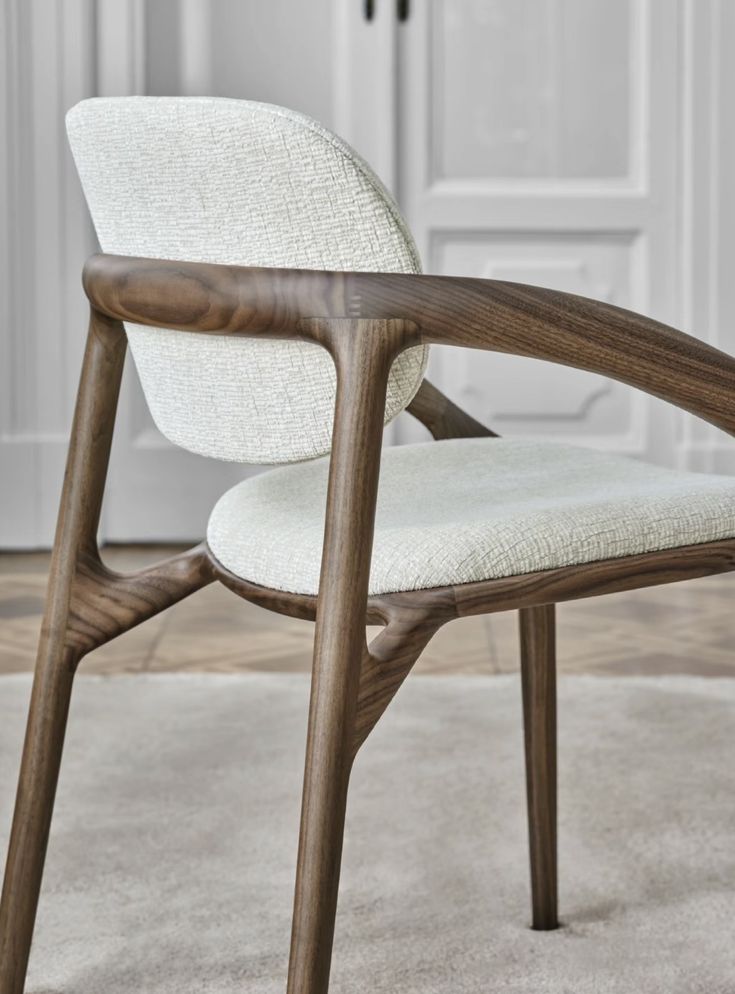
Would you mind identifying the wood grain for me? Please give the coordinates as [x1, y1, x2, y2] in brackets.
[0, 310, 124, 994]
[5, 249, 735, 994]
[286, 320, 412, 994]
[84, 253, 735, 437]
[519, 605, 558, 931]
[352, 610, 440, 754]
[0, 314, 213, 994]
[212, 537, 735, 628]
[65, 546, 214, 660]
[406, 379, 497, 439]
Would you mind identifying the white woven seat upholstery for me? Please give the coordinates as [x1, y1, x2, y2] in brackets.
[206, 438, 735, 596]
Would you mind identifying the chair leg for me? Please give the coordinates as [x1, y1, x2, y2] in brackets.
[285, 322, 402, 994]
[285, 646, 358, 994]
[0, 308, 126, 994]
[519, 604, 558, 931]
[0, 629, 76, 994]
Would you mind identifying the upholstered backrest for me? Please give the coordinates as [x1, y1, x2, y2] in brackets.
[66, 97, 427, 464]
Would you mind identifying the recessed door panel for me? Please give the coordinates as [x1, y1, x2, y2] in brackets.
[434, 0, 635, 183]
[391, 0, 679, 461]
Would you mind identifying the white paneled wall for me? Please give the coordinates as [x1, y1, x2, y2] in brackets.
[679, 0, 735, 475]
[0, 0, 732, 547]
[0, 0, 96, 547]
[146, 0, 334, 123]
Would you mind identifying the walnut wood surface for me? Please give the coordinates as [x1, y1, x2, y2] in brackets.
[519, 605, 557, 931]
[0, 314, 213, 994]
[211, 537, 735, 627]
[4, 251, 735, 994]
[209, 536, 735, 793]
[406, 379, 497, 439]
[82, 251, 735, 993]
[0, 311, 124, 994]
[84, 253, 735, 438]
[352, 610, 439, 754]
[214, 551, 439, 757]
[286, 320, 410, 994]
[68, 546, 214, 660]
[373, 537, 735, 621]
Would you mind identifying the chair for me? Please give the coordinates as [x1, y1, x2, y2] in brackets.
[1, 96, 735, 994]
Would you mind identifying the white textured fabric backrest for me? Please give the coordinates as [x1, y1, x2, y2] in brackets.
[66, 97, 427, 464]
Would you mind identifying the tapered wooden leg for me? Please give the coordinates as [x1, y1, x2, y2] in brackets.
[0, 635, 76, 994]
[519, 604, 558, 931]
[286, 321, 409, 994]
[286, 645, 360, 994]
[0, 310, 126, 994]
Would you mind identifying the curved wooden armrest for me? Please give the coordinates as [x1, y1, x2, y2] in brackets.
[84, 253, 735, 436]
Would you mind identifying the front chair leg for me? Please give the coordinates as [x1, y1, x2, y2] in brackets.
[286, 319, 409, 994]
[286, 637, 362, 994]
[519, 604, 558, 931]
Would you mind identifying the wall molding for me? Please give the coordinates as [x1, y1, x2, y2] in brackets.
[0, 0, 97, 547]
[676, 0, 731, 473]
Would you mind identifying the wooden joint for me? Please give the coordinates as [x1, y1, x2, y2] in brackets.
[407, 379, 498, 440]
[61, 544, 215, 669]
[297, 316, 421, 372]
[352, 610, 441, 755]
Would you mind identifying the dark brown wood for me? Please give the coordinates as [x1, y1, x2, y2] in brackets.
[352, 610, 439, 754]
[84, 253, 735, 438]
[67, 546, 214, 659]
[212, 555, 440, 755]
[286, 319, 413, 994]
[0, 312, 213, 994]
[374, 537, 735, 622]
[0, 310, 124, 994]
[407, 379, 497, 439]
[5, 250, 735, 993]
[213, 560, 321, 622]
[211, 536, 735, 629]
[519, 605, 558, 931]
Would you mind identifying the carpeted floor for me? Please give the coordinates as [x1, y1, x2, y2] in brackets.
[1, 673, 734, 993]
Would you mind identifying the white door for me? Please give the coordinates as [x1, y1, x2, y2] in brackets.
[337, 0, 682, 463]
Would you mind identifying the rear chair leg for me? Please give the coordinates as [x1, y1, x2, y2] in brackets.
[519, 604, 558, 931]
[0, 629, 78, 994]
[0, 310, 126, 994]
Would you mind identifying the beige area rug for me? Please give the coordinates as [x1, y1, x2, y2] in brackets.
[1, 673, 734, 993]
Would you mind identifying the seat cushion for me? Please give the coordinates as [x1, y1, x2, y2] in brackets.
[206, 438, 735, 596]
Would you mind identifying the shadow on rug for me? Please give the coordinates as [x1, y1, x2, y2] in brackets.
[1, 673, 734, 993]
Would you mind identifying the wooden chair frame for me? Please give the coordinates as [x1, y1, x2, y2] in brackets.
[2, 254, 735, 994]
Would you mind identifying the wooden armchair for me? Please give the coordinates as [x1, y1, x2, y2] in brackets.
[2, 97, 735, 994]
